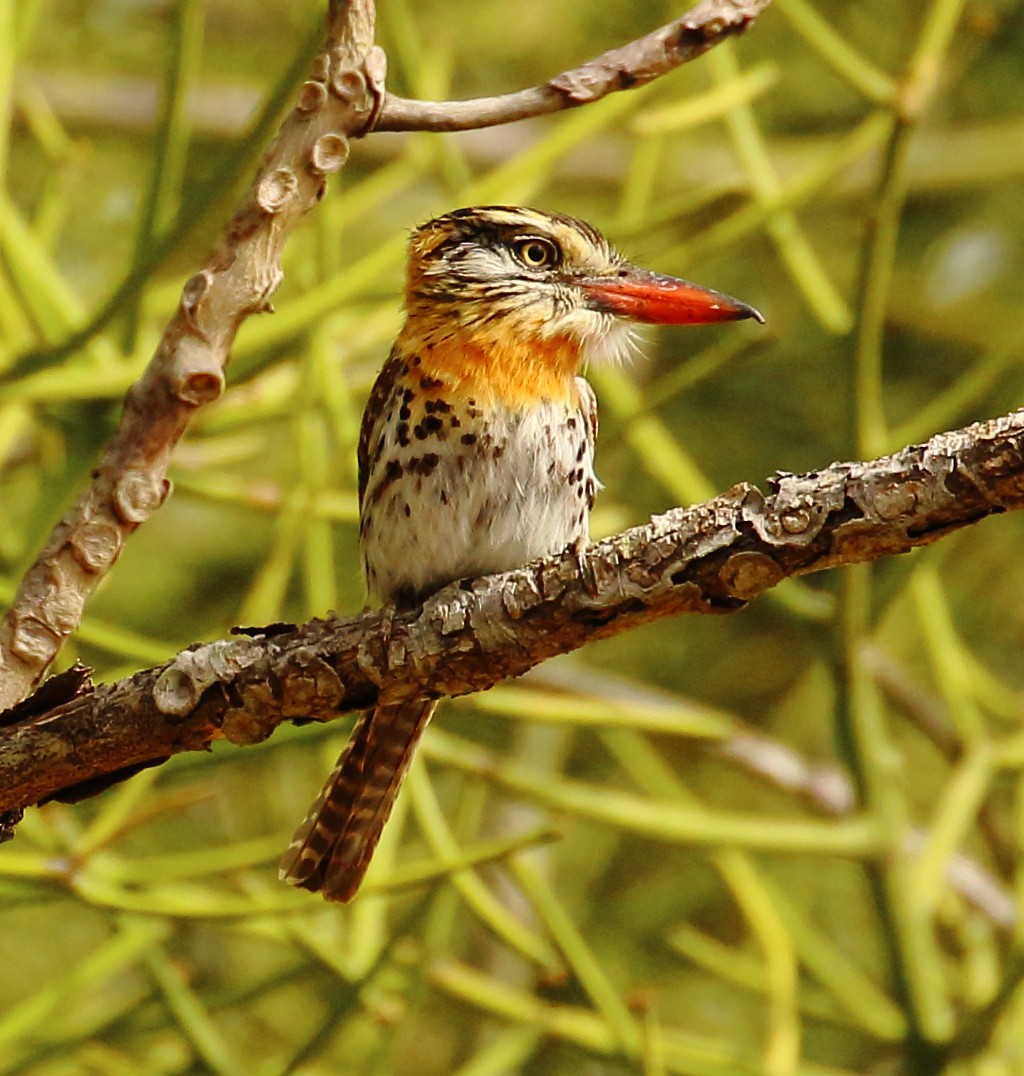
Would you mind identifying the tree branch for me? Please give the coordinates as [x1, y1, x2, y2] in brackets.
[0, 0, 386, 710]
[2, 407, 1021, 813]
[373, 0, 771, 132]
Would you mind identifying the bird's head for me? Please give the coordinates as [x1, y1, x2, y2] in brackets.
[400, 205, 762, 401]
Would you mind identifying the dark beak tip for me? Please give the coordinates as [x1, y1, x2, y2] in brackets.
[740, 302, 766, 325]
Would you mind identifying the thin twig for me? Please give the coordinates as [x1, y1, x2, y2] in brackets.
[374, 0, 771, 132]
[865, 645, 1019, 881]
[835, 0, 971, 1052]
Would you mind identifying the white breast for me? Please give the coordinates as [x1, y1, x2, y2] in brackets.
[360, 394, 596, 604]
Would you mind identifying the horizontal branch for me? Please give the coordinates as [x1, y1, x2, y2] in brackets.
[3, 407, 1022, 813]
[374, 0, 771, 132]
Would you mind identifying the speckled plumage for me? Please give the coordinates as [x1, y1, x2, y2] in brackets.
[279, 206, 761, 902]
[358, 354, 597, 605]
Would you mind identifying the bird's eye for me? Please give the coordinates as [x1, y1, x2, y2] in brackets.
[513, 238, 559, 269]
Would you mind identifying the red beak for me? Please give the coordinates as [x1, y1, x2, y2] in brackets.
[582, 268, 764, 326]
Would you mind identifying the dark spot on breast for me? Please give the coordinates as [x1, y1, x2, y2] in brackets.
[399, 404, 411, 421]
[493, 443, 506, 459]
[403, 503, 411, 517]
[402, 388, 415, 403]
[368, 458, 405, 504]
[461, 433, 477, 445]
[567, 417, 577, 430]
[439, 489, 449, 505]
[450, 416, 461, 429]
[576, 442, 586, 462]
[425, 399, 452, 414]
[396, 422, 410, 447]
[420, 376, 443, 391]
[413, 416, 444, 440]
[405, 453, 440, 476]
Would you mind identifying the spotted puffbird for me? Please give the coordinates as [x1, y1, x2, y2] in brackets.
[278, 205, 763, 901]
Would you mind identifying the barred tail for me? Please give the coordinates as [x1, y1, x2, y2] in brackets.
[279, 699, 438, 902]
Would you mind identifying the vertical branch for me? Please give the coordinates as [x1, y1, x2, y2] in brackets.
[122, 0, 206, 354]
[837, 0, 971, 1063]
[0, 0, 384, 711]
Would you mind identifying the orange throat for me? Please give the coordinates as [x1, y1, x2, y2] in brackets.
[396, 322, 583, 407]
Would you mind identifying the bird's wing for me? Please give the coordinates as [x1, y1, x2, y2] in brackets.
[357, 349, 407, 507]
[575, 375, 599, 448]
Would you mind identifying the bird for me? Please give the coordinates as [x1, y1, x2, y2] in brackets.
[278, 205, 763, 902]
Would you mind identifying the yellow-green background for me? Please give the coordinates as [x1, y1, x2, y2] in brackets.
[1, 0, 1024, 1073]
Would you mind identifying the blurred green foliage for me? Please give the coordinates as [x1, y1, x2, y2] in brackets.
[2, 0, 1024, 1072]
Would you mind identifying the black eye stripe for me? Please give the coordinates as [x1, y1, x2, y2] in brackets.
[422, 219, 571, 275]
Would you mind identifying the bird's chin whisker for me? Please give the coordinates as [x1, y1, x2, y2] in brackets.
[577, 317, 638, 367]
[619, 324, 645, 365]
[534, 308, 636, 367]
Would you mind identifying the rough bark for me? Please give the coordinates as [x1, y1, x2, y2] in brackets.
[2, 407, 1021, 813]
[0, 1, 385, 709]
